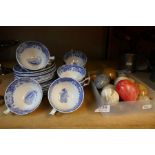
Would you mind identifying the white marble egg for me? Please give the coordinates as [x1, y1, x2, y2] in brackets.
[101, 87, 119, 106]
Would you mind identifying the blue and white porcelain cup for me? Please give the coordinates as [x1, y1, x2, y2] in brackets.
[57, 64, 90, 87]
[48, 77, 84, 115]
[16, 41, 55, 70]
[4, 78, 43, 115]
[57, 64, 86, 81]
[63, 49, 87, 67]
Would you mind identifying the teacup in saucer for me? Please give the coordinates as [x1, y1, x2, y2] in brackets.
[16, 41, 54, 70]
[57, 64, 90, 87]
[57, 64, 86, 81]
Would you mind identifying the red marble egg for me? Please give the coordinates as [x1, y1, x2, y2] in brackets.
[116, 79, 140, 102]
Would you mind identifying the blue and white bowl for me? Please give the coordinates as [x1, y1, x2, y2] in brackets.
[16, 41, 51, 70]
[4, 78, 43, 115]
[63, 49, 87, 67]
[57, 64, 86, 82]
[48, 77, 84, 115]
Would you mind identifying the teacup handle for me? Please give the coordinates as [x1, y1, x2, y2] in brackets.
[48, 56, 55, 65]
[49, 56, 55, 61]
[49, 108, 57, 115]
[81, 76, 90, 87]
[3, 108, 11, 115]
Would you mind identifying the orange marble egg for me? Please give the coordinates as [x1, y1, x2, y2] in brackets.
[137, 83, 149, 96]
[103, 67, 117, 80]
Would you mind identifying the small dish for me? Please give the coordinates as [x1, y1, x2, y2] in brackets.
[63, 49, 87, 67]
[48, 77, 84, 115]
[57, 64, 86, 82]
[16, 41, 51, 70]
[4, 78, 43, 115]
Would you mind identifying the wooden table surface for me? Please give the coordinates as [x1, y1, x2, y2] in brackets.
[0, 60, 155, 129]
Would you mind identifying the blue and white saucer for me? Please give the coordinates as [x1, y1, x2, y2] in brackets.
[48, 77, 84, 115]
[14, 67, 56, 83]
[57, 64, 86, 82]
[4, 78, 43, 115]
[63, 49, 87, 67]
[16, 41, 51, 70]
[13, 61, 55, 75]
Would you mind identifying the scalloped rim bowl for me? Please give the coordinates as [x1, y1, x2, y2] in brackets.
[4, 78, 43, 115]
[63, 50, 87, 67]
[16, 41, 50, 70]
[57, 64, 86, 82]
[48, 77, 84, 114]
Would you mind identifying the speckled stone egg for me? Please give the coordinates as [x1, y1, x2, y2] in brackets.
[94, 74, 110, 89]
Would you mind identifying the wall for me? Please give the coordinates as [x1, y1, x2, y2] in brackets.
[107, 27, 155, 61]
[0, 26, 108, 61]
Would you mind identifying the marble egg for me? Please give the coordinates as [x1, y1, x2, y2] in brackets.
[101, 87, 119, 106]
[103, 67, 117, 80]
[94, 74, 110, 89]
[138, 83, 149, 96]
[104, 84, 115, 89]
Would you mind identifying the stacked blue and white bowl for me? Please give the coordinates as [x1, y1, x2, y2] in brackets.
[4, 47, 89, 116]
[13, 41, 56, 95]
[47, 50, 90, 115]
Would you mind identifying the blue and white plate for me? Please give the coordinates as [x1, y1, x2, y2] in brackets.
[63, 49, 87, 67]
[14, 65, 56, 78]
[48, 77, 84, 115]
[14, 71, 56, 83]
[13, 62, 55, 75]
[4, 78, 43, 115]
[57, 64, 86, 82]
[16, 41, 51, 70]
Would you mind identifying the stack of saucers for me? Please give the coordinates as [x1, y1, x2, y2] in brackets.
[13, 41, 57, 95]
[13, 61, 56, 95]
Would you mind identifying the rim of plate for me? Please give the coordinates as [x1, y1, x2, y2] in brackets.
[13, 61, 55, 74]
[14, 66, 56, 78]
